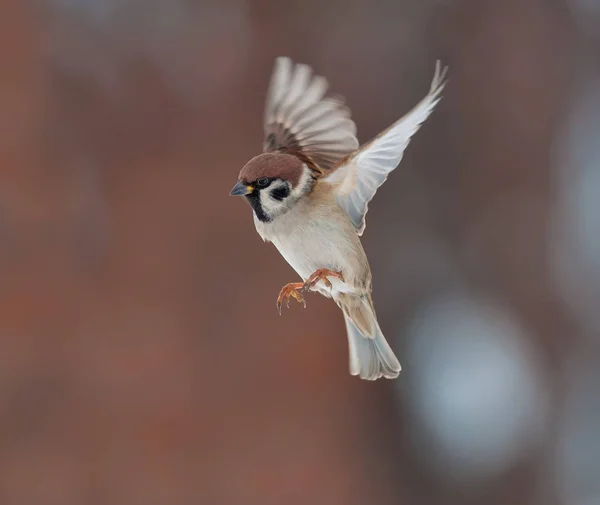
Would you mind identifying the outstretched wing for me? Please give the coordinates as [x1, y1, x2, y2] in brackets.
[326, 61, 448, 235]
[263, 57, 359, 173]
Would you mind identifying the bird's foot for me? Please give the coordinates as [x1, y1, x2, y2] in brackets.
[302, 269, 344, 292]
[276, 282, 306, 315]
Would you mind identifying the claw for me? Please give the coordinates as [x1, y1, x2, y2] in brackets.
[302, 269, 344, 292]
[276, 282, 306, 314]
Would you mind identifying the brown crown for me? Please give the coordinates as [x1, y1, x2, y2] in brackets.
[239, 153, 304, 187]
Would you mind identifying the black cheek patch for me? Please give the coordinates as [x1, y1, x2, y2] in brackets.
[270, 186, 290, 201]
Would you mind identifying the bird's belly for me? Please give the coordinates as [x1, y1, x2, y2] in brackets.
[271, 225, 358, 294]
[273, 238, 323, 280]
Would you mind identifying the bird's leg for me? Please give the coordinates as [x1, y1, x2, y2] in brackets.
[302, 269, 344, 292]
[276, 282, 306, 315]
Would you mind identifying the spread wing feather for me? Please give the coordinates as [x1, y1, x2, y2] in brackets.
[326, 61, 448, 235]
[263, 57, 359, 173]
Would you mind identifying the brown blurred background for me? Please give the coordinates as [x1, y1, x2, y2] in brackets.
[1, 1, 599, 504]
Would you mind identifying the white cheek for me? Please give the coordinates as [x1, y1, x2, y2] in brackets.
[291, 165, 314, 199]
[259, 181, 292, 217]
[258, 190, 272, 212]
[259, 189, 284, 215]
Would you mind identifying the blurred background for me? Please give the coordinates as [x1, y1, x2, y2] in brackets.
[0, 0, 598, 504]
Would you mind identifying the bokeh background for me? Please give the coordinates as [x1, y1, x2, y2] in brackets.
[1, 1, 598, 504]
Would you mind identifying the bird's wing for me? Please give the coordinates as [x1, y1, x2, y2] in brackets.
[263, 57, 359, 174]
[325, 61, 448, 235]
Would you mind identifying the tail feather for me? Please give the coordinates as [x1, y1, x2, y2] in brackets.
[340, 296, 401, 380]
[338, 294, 377, 338]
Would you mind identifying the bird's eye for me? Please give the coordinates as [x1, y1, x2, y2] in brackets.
[256, 177, 269, 187]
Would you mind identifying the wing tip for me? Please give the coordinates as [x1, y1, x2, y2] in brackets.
[431, 60, 449, 96]
[274, 55, 291, 67]
[271, 56, 293, 80]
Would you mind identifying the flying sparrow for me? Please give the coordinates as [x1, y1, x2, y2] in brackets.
[230, 57, 447, 380]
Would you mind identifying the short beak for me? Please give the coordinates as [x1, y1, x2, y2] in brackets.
[229, 180, 253, 196]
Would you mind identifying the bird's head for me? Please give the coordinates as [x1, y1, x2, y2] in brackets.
[229, 152, 316, 222]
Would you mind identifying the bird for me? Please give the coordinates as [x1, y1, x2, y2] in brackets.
[230, 57, 447, 380]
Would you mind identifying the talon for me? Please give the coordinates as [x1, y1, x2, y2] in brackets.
[302, 269, 344, 292]
[289, 289, 306, 308]
[276, 282, 306, 314]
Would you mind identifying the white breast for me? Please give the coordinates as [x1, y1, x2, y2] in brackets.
[254, 193, 368, 295]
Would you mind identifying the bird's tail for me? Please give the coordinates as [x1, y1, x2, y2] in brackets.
[337, 294, 401, 381]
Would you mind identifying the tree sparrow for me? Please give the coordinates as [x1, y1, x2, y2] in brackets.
[230, 57, 447, 380]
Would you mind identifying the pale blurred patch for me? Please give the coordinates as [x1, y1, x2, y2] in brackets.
[551, 71, 600, 338]
[559, 352, 600, 505]
[404, 292, 549, 483]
